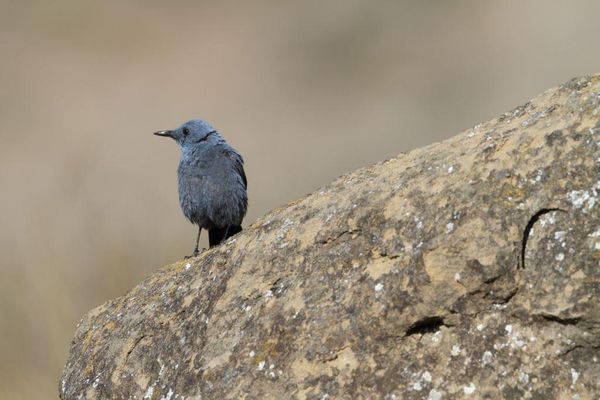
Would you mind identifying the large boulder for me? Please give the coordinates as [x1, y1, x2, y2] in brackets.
[61, 76, 600, 399]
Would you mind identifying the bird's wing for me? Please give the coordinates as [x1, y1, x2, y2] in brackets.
[224, 149, 247, 189]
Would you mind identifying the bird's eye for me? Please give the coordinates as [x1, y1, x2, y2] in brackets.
[183, 127, 190, 135]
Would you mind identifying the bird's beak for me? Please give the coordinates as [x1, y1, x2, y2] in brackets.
[154, 130, 174, 138]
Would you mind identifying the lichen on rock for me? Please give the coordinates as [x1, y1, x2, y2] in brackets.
[61, 75, 600, 399]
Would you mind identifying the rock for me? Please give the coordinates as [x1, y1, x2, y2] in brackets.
[60, 75, 600, 400]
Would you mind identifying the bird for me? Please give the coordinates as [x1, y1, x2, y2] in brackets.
[154, 119, 247, 257]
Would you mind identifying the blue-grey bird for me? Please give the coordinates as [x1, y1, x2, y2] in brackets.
[154, 119, 247, 257]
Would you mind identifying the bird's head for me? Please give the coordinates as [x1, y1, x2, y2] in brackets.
[154, 119, 220, 149]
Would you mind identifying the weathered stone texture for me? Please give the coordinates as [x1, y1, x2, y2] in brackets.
[61, 76, 600, 399]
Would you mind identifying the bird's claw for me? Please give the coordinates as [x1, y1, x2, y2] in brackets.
[185, 248, 205, 259]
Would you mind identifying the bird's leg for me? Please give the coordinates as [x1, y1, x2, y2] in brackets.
[193, 226, 202, 256]
[185, 227, 203, 258]
[223, 225, 230, 241]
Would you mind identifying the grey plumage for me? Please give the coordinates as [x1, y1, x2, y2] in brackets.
[154, 119, 247, 256]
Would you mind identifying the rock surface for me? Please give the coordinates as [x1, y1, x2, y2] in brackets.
[61, 76, 600, 400]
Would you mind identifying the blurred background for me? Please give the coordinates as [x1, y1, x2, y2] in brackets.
[1, 0, 600, 397]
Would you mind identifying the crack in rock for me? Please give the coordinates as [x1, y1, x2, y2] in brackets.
[520, 208, 566, 269]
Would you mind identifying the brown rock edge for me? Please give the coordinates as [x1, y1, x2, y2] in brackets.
[61, 76, 600, 400]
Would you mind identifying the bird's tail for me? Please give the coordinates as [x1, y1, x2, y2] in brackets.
[208, 225, 243, 247]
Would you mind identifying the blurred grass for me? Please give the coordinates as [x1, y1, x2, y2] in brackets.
[2, 0, 600, 397]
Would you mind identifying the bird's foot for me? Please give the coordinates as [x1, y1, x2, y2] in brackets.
[184, 248, 205, 259]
